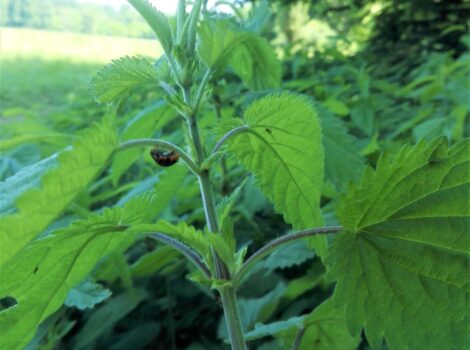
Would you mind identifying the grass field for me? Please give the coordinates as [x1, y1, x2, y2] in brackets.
[0, 28, 162, 116]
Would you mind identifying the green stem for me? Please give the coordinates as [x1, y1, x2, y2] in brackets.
[182, 84, 246, 349]
[233, 226, 343, 287]
[183, 87, 227, 279]
[193, 69, 212, 113]
[176, 0, 186, 42]
[291, 327, 306, 350]
[148, 232, 211, 278]
[187, 0, 203, 53]
[219, 286, 248, 350]
[212, 126, 250, 154]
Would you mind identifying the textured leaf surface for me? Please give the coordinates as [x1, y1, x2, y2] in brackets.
[0, 119, 117, 267]
[328, 138, 470, 349]
[127, 0, 173, 54]
[197, 18, 244, 72]
[222, 93, 325, 253]
[245, 299, 360, 350]
[229, 34, 281, 90]
[319, 104, 365, 189]
[92, 56, 163, 104]
[0, 193, 153, 350]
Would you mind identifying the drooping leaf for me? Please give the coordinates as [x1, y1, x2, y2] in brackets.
[64, 280, 112, 310]
[0, 118, 117, 267]
[328, 137, 470, 350]
[229, 34, 281, 90]
[245, 299, 360, 350]
[127, 0, 173, 54]
[92, 56, 164, 104]
[220, 93, 325, 254]
[0, 194, 155, 350]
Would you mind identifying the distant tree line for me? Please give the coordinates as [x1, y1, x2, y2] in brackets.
[0, 0, 154, 38]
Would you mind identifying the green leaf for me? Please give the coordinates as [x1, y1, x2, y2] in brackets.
[0, 152, 59, 215]
[244, 316, 303, 342]
[73, 289, 148, 350]
[328, 138, 470, 350]
[92, 56, 163, 104]
[258, 240, 315, 271]
[221, 93, 325, 254]
[0, 194, 155, 350]
[319, 104, 365, 190]
[131, 221, 210, 262]
[275, 299, 360, 350]
[130, 245, 181, 277]
[197, 18, 245, 72]
[109, 322, 160, 350]
[127, 0, 173, 54]
[229, 34, 281, 90]
[0, 119, 118, 267]
[64, 280, 112, 310]
[323, 98, 350, 117]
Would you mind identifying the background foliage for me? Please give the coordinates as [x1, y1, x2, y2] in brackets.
[0, 0, 468, 349]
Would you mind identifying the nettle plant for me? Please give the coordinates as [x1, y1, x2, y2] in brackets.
[1, 1, 469, 349]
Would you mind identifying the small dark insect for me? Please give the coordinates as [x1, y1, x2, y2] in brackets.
[33, 266, 39, 274]
[265, 128, 272, 134]
[150, 148, 180, 167]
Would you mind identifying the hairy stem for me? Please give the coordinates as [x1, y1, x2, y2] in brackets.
[182, 82, 246, 348]
[291, 327, 306, 350]
[233, 226, 343, 287]
[148, 232, 211, 278]
[193, 69, 212, 113]
[183, 87, 227, 279]
[212, 126, 250, 154]
[219, 286, 248, 350]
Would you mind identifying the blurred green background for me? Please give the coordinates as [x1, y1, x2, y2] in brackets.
[1, 0, 469, 349]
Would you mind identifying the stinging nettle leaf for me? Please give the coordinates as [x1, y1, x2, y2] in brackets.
[92, 56, 165, 104]
[229, 33, 281, 90]
[0, 118, 118, 268]
[0, 194, 156, 350]
[318, 103, 365, 190]
[64, 280, 112, 310]
[127, 0, 173, 54]
[197, 18, 246, 72]
[328, 137, 470, 350]
[244, 299, 360, 350]
[220, 93, 326, 255]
